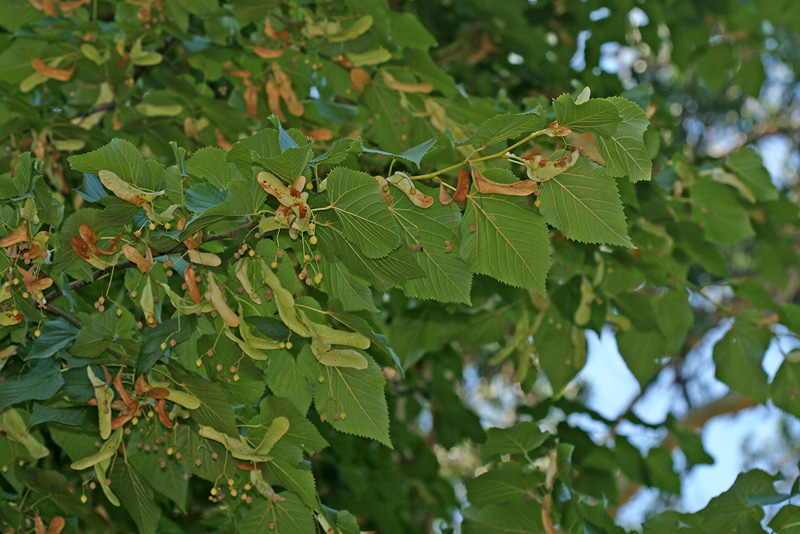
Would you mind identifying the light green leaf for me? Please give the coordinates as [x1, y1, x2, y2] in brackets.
[326, 167, 400, 258]
[460, 181, 550, 294]
[538, 158, 633, 247]
[301, 349, 391, 447]
[552, 94, 622, 136]
[594, 97, 652, 182]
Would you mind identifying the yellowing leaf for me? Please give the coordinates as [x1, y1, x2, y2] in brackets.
[388, 172, 434, 208]
[327, 15, 373, 42]
[98, 170, 162, 207]
[318, 349, 369, 369]
[204, 271, 239, 327]
[381, 71, 434, 94]
[348, 47, 392, 67]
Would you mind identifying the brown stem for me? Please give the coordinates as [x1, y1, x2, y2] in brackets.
[541, 493, 558, 534]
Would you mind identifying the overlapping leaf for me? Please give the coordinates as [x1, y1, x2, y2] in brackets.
[538, 158, 633, 247]
[460, 171, 550, 294]
[594, 97, 652, 182]
[326, 167, 400, 258]
[552, 94, 622, 136]
[389, 187, 472, 304]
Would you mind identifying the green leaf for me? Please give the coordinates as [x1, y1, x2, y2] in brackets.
[389, 11, 437, 50]
[481, 421, 548, 457]
[186, 147, 244, 187]
[472, 110, 545, 145]
[593, 97, 652, 183]
[768, 504, 800, 534]
[691, 177, 755, 245]
[616, 290, 693, 387]
[645, 446, 681, 494]
[174, 425, 236, 483]
[465, 462, 539, 507]
[389, 187, 472, 304]
[29, 404, 94, 429]
[316, 213, 424, 290]
[553, 94, 622, 136]
[202, 179, 267, 217]
[228, 128, 313, 182]
[110, 462, 161, 534]
[14, 467, 84, 517]
[463, 501, 544, 534]
[240, 493, 315, 534]
[258, 397, 328, 455]
[535, 307, 587, 392]
[68, 138, 148, 189]
[696, 470, 777, 532]
[0, 1, 42, 31]
[137, 315, 197, 374]
[129, 451, 188, 513]
[327, 167, 400, 258]
[769, 352, 800, 419]
[75, 173, 108, 203]
[301, 349, 391, 447]
[266, 348, 314, 414]
[173, 374, 239, 436]
[0, 358, 64, 410]
[538, 157, 633, 247]
[72, 308, 138, 358]
[318, 258, 378, 313]
[460, 180, 550, 293]
[713, 316, 771, 403]
[25, 318, 79, 360]
[726, 147, 779, 202]
[184, 183, 226, 213]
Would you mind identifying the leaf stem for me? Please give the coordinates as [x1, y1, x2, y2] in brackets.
[410, 129, 546, 181]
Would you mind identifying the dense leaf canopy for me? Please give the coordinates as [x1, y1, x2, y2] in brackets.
[1, 0, 800, 533]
